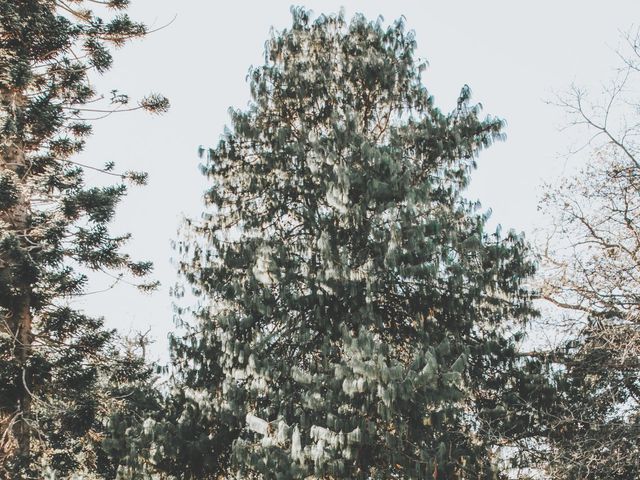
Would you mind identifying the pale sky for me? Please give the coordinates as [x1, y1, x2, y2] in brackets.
[74, 1, 640, 362]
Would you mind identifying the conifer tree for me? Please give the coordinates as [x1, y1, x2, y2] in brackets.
[0, 1, 167, 476]
[173, 9, 534, 479]
[99, 338, 166, 480]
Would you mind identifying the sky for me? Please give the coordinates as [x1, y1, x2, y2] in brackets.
[74, 1, 640, 362]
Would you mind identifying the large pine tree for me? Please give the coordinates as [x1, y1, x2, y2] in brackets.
[0, 1, 167, 476]
[173, 9, 535, 479]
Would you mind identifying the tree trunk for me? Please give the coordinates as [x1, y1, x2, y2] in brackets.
[0, 88, 33, 465]
[13, 291, 32, 462]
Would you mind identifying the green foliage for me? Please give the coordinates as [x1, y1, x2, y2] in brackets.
[171, 8, 535, 479]
[0, 0, 167, 476]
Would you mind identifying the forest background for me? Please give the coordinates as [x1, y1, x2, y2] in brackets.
[3, 1, 640, 478]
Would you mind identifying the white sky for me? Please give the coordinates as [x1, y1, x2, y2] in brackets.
[74, 1, 640, 362]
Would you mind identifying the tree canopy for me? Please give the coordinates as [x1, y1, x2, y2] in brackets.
[4, 4, 634, 479]
[171, 9, 535, 479]
[0, 1, 167, 477]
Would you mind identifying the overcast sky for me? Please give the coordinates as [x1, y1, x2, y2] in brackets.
[73, 1, 640, 362]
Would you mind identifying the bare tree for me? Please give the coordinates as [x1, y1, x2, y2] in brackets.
[536, 26, 640, 480]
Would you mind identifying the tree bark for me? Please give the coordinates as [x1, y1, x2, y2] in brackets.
[0, 87, 33, 465]
[13, 290, 32, 462]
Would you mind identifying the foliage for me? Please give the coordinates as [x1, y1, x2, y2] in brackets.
[0, 0, 167, 477]
[172, 8, 535, 479]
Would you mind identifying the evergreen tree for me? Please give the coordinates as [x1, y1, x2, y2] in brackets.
[0, 1, 167, 476]
[100, 337, 167, 480]
[173, 9, 534, 479]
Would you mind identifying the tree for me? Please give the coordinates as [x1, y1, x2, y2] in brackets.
[537, 27, 640, 480]
[0, 1, 168, 476]
[172, 9, 535, 479]
[99, 335, 167, 480]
